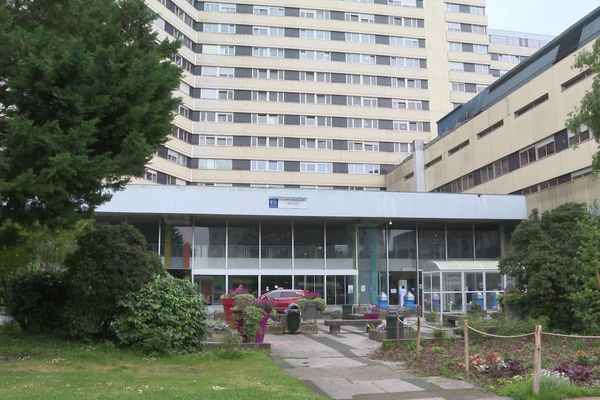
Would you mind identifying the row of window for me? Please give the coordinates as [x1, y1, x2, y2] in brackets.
[447, 22, 487, 35]
[445, 3, 485, 15]
[489, 34, 550, 49]
[448, 42, 488, 54]
[449, 62, 490, 74]
[172, 127, 413, 153]
[450, 82, 487, 93]
[198, 89, 428, 109]
[518, 167, 593, 195]
[186, 110, 431, 131]
[433, 127, 594, 193]
[200, 44, 427, 68]
[203, 23, 425, 48]
[145, 168, 385, 190]
[202, 3, 425, 28]
[198, 65, 428, 89]
[490, 53, 527, 63]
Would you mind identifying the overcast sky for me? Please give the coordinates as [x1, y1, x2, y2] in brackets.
[486, 0, 599, 36]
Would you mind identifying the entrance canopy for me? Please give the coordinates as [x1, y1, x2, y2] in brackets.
[420, 260, 499, 272]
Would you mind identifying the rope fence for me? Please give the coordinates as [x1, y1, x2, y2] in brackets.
[458, 320, 600, 395]
[384, 313, 599, 395]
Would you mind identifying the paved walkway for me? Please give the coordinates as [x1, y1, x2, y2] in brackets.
[268, 324, 511, 400]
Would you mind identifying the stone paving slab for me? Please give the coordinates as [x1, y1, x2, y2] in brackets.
[284, 356, 366, 369]
[268, 331, 508, 400]
[423, 376, 475, 390]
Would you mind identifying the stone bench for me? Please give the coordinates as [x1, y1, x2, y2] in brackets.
[443, 314, 466, 327]
[323, 319, 382, 334]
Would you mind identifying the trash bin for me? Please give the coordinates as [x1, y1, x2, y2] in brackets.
[285, 303, 301, 333]
[385, 313, 404, 340]
[377, 292, 389, 311]
[404, 291, 416, 311]
[342, 304, 353, 320]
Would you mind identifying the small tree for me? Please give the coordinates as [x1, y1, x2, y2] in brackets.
[114, 274, 208, 353]
[63, 223, 162, 337]
[499, 203, 589, 331]
[569, 210, 600, 333]
[566, 38, 600, 172]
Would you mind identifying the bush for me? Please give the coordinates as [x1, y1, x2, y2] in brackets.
[113, 274, 208, 353]
[467, 315, 547, 341]
[63, 223, 162, 337]
[6, 270, 67, 333]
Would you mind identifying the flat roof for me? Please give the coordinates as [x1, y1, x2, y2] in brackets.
[96, 185, 527, 221]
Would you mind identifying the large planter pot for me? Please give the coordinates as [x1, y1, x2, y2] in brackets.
[363, 313, 380, 320]
[221, 297, 236, 329]
[302, 301, 319, 321]
[254, 313, 270, 343]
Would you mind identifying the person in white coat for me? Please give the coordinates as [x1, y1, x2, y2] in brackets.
[399, 285, 407, 308]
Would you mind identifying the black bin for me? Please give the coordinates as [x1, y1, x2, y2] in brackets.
[342, 304, 353, 320]
[285, 303, 301, 333]
[386, 313, 404, 340]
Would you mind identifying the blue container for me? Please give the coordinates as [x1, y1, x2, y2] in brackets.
[404, 292, 416, 310]
[377, 296, 389, 311]
[487, 292, 498, 310]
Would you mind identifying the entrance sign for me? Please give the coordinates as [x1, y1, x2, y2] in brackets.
[268, 197, 307, 209]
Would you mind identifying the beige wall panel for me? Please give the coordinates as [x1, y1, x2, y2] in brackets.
[148, 157, 193, 181]
[446, 31, 489, 45]
[526, 176, 600, 214]
[231, 0, 425, 17]
[448, 71, 495, 84]
[444, 13, 487, 26]
[447, 51, 494, 64]
[488, 43, 541, 57]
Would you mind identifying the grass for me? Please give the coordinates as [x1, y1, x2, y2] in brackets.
[499, 376, 600, 400]
[0, 324, 324, 400]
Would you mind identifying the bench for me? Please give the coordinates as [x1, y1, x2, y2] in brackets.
[323, 319, 382, 334]
[442, 314, 466, 327]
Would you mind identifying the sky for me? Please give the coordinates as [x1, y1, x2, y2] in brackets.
[486, 0, 600, 36]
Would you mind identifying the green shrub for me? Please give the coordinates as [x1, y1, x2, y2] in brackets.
[113, 274, 208, 353]
[466, 315, 546, 341]
[6, 270, 67, 333]
[63, 223, 162, 337]
[431, 346, 444, 354]
[298, 297, 326, 312]
[242, 306, 264, 343]
[499, 375, 600, 400]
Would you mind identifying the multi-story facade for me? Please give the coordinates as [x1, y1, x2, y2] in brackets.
[142, 0, 547, 191]
[488, 29, 552, 79]
[386, 6, 600, 214]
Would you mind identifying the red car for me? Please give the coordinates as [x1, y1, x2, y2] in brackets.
[259, 289, 306, 312]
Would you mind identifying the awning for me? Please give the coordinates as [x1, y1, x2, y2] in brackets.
[420, 260, 499, 272]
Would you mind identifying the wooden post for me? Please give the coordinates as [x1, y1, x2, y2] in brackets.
[533, 324, 542, 395]
[464, 319, 469, 374]
[416, 316, 421, 358]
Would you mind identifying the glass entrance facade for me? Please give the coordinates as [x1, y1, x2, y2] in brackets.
[102, 214, 516, 306]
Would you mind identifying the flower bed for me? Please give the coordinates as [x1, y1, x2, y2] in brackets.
[373, 336, 600, 391]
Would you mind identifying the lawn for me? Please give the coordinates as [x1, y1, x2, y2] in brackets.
[0, 325, 324, 400]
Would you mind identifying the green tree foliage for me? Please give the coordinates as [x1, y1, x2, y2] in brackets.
[0, 0, 181, 229]
[0, 220, 88, 305]
[114, 274, 208, 353]
[569, 210, 600, 333]
[566, 38, 600, 172]
[6, 270, 67, 333]
[499, 203, 589, 331]
[63, 223, 162, 337]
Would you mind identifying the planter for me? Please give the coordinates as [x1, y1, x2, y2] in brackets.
[221, 297, 236, 329]
[210, 330, 228, 342]
[363, 313, 380, 320]
[254, 313, 270, 343]
[267, 324, 284, 334]
[368, 329, 386, 342]
[302, 301, 319, 321]
[267, 323, 317, 335]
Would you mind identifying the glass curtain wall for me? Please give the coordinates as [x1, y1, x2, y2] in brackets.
[192, 221, 226, 269]
[228, 222, 259, 269]
[358, 225, 386, 304]
[418, 223, 446, 260]
[326, 222, 355, 270]
[294, 222, 324, 270]
[388, 223, 417, 305]
[261, 221, 292, 269]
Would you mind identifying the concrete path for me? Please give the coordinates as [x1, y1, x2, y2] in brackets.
[268, 324, 511, 400]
